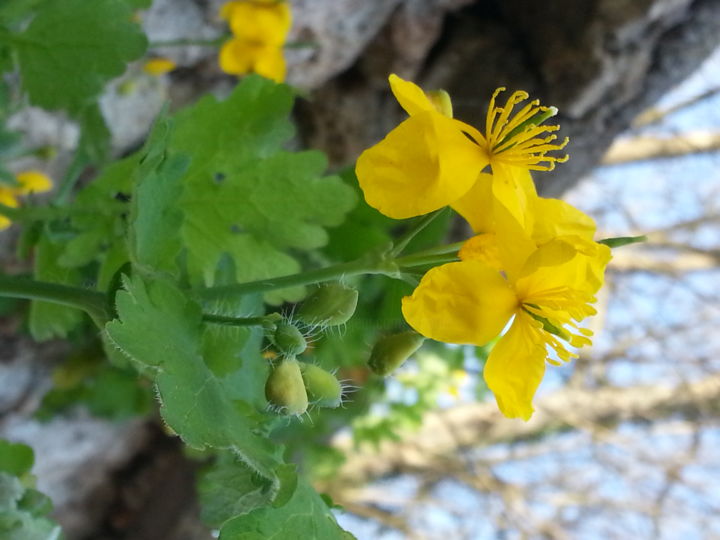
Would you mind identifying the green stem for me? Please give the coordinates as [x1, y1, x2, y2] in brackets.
[149, 36, 227, 48]
[197, 259, 392, 301]
[0, 275, 110, 325]
[202, 314, 272, 328]
[198, 242, 464, 300]
[396, 241, 463, 262]
[55, 150, 89, 204]
[390, 208, 447, 257]
[396, 253, 460, 268]
[0, 203, 75, 223]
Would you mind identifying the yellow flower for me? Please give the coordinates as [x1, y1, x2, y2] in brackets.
[0, 171, 53, 231]
[143, 57, 177, 76]
[218, 0, 291, 82]
[460, 190, 609, 295]
[402, 203, 610, 420]
[356, 75, 567, 224]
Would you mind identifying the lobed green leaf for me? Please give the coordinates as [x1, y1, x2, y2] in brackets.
[15, 0, 147, 114]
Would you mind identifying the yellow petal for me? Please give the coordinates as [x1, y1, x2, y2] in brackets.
[219, 39, 252, 75]
[532, 197, 596, 244]
[253, 45, 286, 82]
[0, 188, 19, 230]
[143, 57, 176, 76]
[489, 162, 537, 230]
[356, 111, 487, 219]
[491, 198, 536, 282]
[401, 260, 517, 346]
[484, 310, 547, 420]
[458, 233, 502, 271]
[516, 238, 608, 301]
[388, 73, 438, 116]
[450, 172, 494, 233]
[15, 171, 52, 195]
[225, 1, 291, 45]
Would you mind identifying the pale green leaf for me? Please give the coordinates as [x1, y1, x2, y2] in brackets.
[29, 235, 84, 340]
[169, 76, 356, 302]
[105, 275, 284, 486]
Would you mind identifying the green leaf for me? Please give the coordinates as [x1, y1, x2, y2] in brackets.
[323, 168, 394, 261]
[598, 235, 648, 248]
[169, 76, 356, 302]
[219, 478, 355, 540]
[76, 104, 112, 165]
[15, 0, 147, 114]
[29, 234, 84, 340]
[198, 455, 276, 528]
[0, 472, 61, 540]
[129, 115, 187, 276]
[58, 156, 135, 272]
[38, 359, 151, 421]
[0, 0, 44, 25]
[105, 275, 285, 490]
[0, 441, 33, 477]
[122, 0, 152, 9]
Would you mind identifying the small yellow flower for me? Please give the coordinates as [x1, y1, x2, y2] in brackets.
[401, 203, 610, 420]
[218, 0, 291, 82]
[0, 189, 19, 230]
[143, 57, 177, 76]
[0, 171, 53, 231]
[356, 75, 568, 224]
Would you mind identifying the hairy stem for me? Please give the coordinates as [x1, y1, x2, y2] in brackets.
[0, 275, 110, 326]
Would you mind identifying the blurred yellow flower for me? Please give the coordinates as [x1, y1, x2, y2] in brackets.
[356, 75, 568, 224]
[143, 57, 177, 75]
[0, 171, 53, 230]
[218, 0, 291, 82]
[402, 203, 610, 420]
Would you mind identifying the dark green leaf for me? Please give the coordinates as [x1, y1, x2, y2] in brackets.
[219, 479, 354, 540]
[15, 0, 147, 113]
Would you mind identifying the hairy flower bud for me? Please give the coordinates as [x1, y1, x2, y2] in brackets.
[265, 357, 308, 416]
[271, 321, 307, 356]
[368, 331, 425, 376]
[296, 282, 359, 327]
[300, 363, 342, 408]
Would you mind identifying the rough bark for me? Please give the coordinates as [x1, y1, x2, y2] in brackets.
[2, 0, 720, 537]
[296, 0, 720, 197]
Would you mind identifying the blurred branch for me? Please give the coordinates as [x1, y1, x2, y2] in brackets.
[608, 248, 720, 274]
[632, 86, 720, 127]
[326, 374, 720, 487]
[602, 131, 720, 164]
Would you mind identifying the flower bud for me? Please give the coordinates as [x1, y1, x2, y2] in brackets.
[300, 363, 342, 408]
[426, 89, 453, 118]
[271, 321, 307, 356]
[265, 357, 308, 416]
[296, 282, 359, 327]
[368, 331, 425, 376]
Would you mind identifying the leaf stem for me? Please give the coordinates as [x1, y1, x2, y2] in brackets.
[54, 150, 90, 204]
[149, 36, 227, 48]
[390, 208, 447, 257]
[197, 259, 392, 301]
[0, 275, 110, 325]
[202, 313, 274, 329]
[198, 242, 463, 300]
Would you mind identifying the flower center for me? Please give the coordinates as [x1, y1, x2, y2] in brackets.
[485, 88, 569, 171]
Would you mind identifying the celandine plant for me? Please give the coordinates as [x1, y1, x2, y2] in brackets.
[0, 0, 644, 537]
